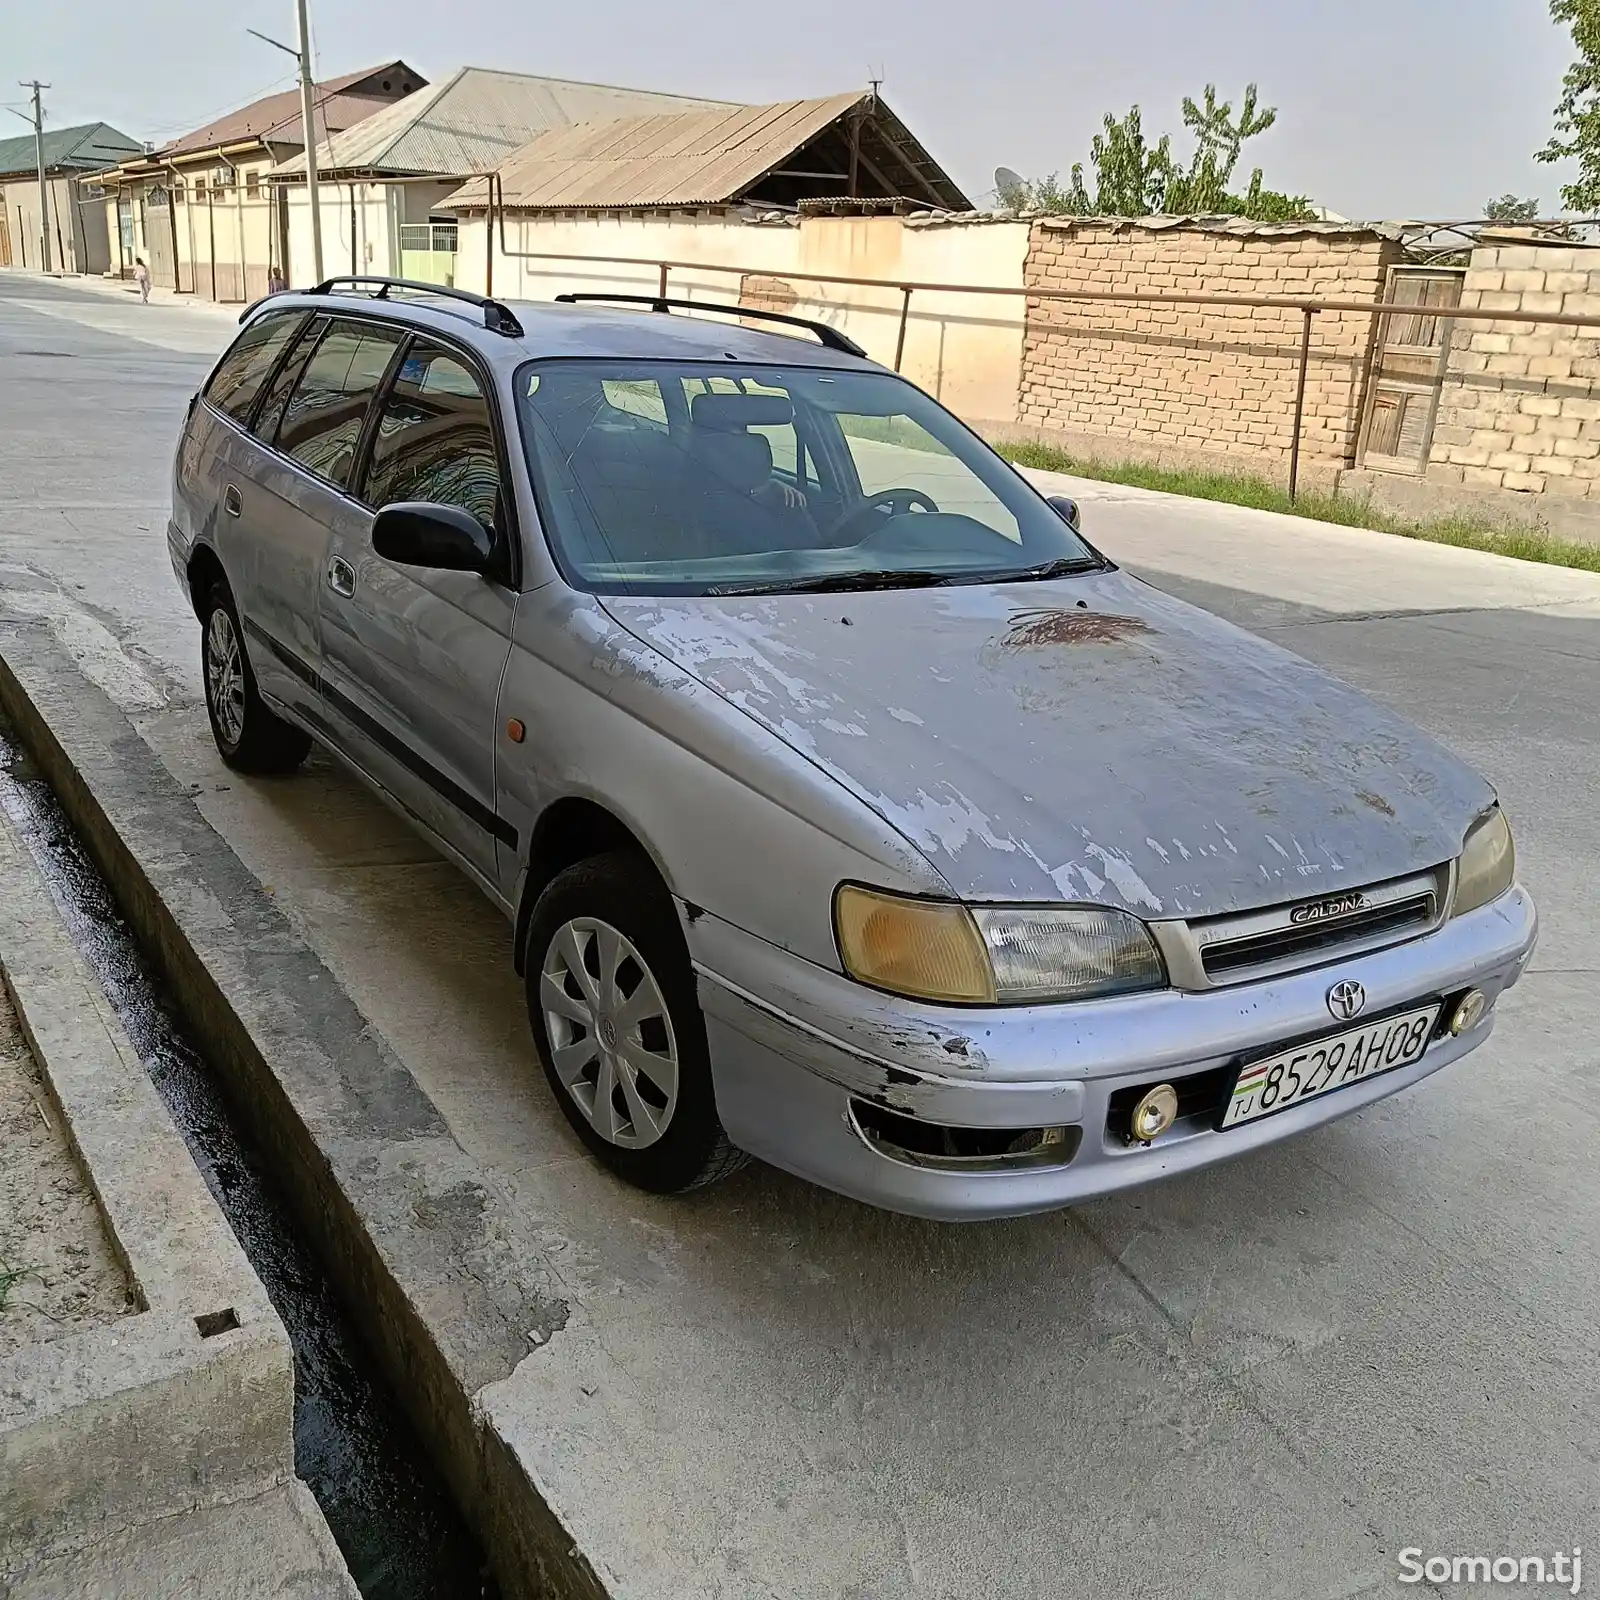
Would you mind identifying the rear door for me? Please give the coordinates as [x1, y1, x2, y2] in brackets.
[230, 315, 406, 718]
[318, 335, 517, 890]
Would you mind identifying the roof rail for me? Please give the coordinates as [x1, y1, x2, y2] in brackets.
[305, 275, 525, 338]
[552, 292, 868, 358]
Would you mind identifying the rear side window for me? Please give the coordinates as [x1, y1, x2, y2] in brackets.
[204, 311, 304, 424]
[363, 341, 503, 529]
[253, 316, 327, 445]
[273, 320, 405, 491]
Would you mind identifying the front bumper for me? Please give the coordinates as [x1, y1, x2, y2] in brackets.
[690, 886, 1538, 1220]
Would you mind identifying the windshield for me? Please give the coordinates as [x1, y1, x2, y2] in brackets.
[515, 359, 1099, 595]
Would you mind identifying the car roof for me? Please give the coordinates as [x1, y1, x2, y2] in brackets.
[251, 289, 882, 373]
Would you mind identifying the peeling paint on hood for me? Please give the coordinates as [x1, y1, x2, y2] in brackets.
[601, 572, 1495, 918]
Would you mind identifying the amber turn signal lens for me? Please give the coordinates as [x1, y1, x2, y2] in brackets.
[834, 886, 996, 1004]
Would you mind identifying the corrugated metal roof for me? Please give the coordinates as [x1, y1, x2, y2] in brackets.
[154, 62, 425, 161]
[445, 92, 882, 211]
[0, 122, 142, 180]
[273, 67, 730, 177]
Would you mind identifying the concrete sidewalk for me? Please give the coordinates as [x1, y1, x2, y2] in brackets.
[0, 759, 355, 1596]
[3, 272, 1599, 1600]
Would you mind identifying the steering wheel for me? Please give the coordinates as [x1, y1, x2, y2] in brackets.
[828, 487, 940, 546]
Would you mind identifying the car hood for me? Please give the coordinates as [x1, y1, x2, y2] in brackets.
[601, 571, 1494, 918]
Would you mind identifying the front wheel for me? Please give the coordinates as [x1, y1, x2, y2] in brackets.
[525, 851, 747, 1194]
[200, 580, 310, 775]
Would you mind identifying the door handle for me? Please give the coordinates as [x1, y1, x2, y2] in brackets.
[222, 484, 242, 518]
[326, 556, 356, 598]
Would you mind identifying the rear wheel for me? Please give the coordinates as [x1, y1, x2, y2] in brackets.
[200, 580, 310, 776]
[525, 851, 747, 1194]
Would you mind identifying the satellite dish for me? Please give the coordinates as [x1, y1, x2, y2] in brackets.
[995, 166, 1025, 193]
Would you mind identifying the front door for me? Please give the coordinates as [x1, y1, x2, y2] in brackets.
[317, 336, 517, 889]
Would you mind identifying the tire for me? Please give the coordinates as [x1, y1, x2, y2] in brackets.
[200, 579, 311, 776]
[525, 851, 748, 1194]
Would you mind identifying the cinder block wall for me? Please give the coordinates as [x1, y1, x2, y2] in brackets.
[1015, 219, 1402, 471]
[1427, 245, 1600, 499]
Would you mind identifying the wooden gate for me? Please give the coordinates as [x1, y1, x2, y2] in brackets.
[145, 185, 177, 287]
[1358, 265, 1465, 474]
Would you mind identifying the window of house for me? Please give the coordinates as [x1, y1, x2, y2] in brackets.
[363, 341, 503, 529]
[204, 310, 307, 425]
[271, 320, 405, 491]
[245, 171, 261, 199]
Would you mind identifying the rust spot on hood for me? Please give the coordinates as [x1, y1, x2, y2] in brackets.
[1004, 609, 1153, 648]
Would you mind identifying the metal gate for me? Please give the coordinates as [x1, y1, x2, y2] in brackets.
[1358, 265, 1465, 474]
[145, 185, 176, 288]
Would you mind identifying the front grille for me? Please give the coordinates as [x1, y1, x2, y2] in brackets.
[1186, 868, 1446, 987]
[1202, 892, 1436, 979]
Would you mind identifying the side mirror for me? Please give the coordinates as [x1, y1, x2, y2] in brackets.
[372, 502, 494, 574]
[1046, 494, 1081, 532]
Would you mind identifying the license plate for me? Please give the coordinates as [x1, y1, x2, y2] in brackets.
[1221, 1002, 1443, 1129]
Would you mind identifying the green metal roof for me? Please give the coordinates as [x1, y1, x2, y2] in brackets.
[0, 122, 143, 181]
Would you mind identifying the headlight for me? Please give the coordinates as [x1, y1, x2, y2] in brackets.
[834, 886, 1165, 1005]
[1452, 807, 1515, 918]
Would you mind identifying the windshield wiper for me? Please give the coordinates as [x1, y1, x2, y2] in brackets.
[998, 555, 1109, 582]
[708, 569, 959, 595]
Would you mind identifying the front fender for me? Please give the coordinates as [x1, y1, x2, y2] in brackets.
[498, 586, 948, 969]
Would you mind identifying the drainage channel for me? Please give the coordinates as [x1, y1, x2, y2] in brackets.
[0, 718, 500, 1600]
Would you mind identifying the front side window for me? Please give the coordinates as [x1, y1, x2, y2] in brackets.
[363, 341, 502, 529]
[273, 320, 404, 491]
[516, 360, 1096, 595]
[204, 310, 305, 424]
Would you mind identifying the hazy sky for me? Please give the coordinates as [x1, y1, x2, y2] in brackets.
[1, 1, 1575, 220]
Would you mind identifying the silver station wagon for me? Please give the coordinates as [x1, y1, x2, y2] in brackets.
[169, 277, 1537, 1220]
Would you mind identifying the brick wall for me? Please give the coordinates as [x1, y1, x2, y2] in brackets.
[1426, 245, 1600, 499]
[1015, 219, 1402, 470]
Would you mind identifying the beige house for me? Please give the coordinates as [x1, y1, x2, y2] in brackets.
[270, 68, 732, 289]
[439, 94, 1025, 414]
[96, 61, 425, 301]
[0, 123, 141, 275]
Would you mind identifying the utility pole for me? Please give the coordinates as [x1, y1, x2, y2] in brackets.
[18, 81, 52, 273]
[247, 2, 323, 284]
[295, 0, 324, 283]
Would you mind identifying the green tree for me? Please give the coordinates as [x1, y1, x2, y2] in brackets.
[1484, 194, 1541, 222]
[998, 85, 1313, 221]
[1537, 0, 1600, 209]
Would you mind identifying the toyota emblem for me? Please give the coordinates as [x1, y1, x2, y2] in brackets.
[1326, 979, 1367, 1021]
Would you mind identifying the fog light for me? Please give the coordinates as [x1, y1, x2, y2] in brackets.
[1449, 988, 1488, 1036]
[1130, 1083, 1179, 1143]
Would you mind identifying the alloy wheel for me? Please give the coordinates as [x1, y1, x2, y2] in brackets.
[206, 607, 246, 748]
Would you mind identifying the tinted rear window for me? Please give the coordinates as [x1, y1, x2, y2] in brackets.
[205, 311, 304, 424]
[273, 320, 405, 492]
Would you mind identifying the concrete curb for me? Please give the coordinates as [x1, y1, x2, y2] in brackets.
[0, 622, 608, 1600]
[0, 760, 291, 1561]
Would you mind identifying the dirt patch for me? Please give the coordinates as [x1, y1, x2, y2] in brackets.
[0, 985, 132, 1359]
[1004, 608, 1153, 648]
[1356, 789, 1397, 817]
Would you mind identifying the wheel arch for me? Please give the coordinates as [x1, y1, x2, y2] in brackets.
[513, 796, 677, 975]
[185, 542, 229, 622]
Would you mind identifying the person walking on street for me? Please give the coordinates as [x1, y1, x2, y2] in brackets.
[267, 264, 287, 296]
[133, 258, 150, 304]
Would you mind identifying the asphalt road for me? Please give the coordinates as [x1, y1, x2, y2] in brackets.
[3, 270, 1597, 1600]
